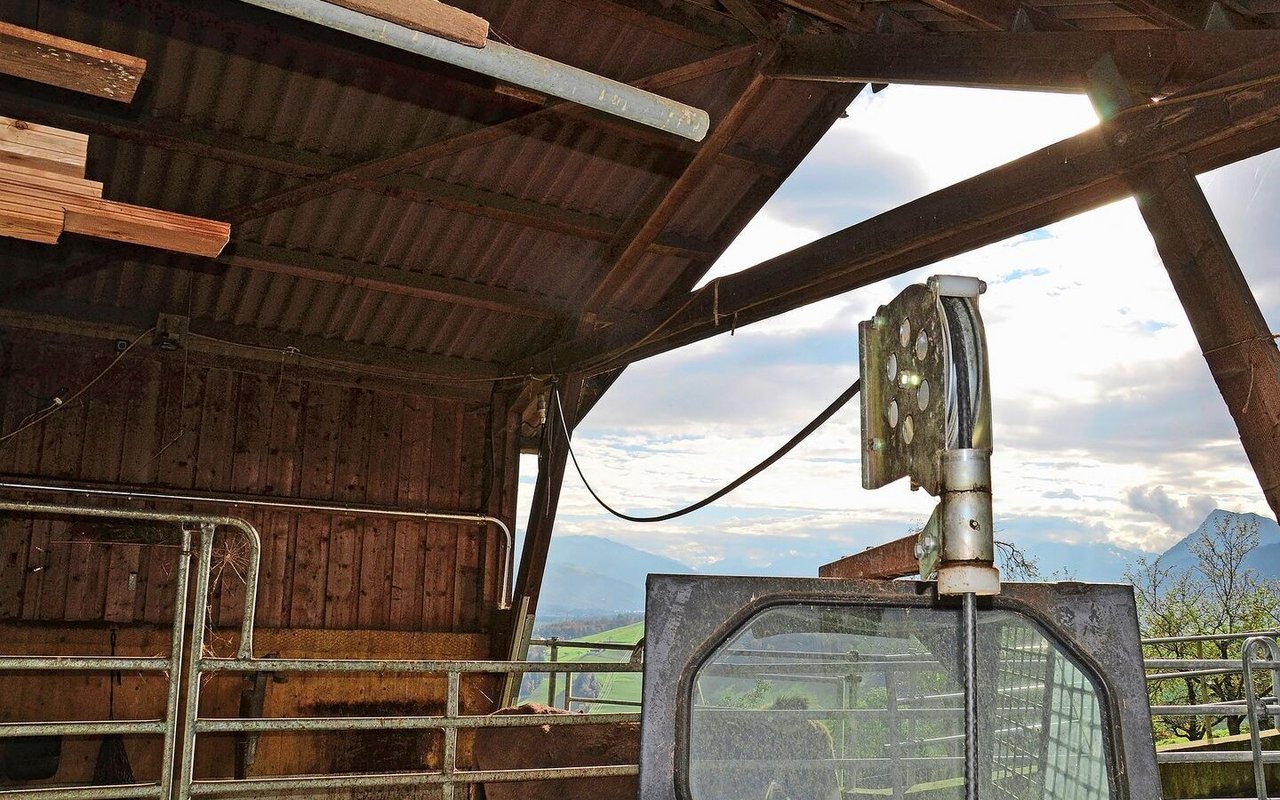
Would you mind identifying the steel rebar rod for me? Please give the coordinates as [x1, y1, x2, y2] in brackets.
[962, 592, 978, 800]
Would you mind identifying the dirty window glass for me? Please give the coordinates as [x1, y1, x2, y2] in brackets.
[687, 604, 1110, 800]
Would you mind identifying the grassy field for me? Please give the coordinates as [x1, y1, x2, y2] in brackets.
[521, 621, 644, 713]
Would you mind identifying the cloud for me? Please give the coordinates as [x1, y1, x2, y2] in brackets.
[1125, 485, 1218, 533]
[1043, 489, 1080, 500]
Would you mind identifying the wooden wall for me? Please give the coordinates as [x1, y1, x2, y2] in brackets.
[0, 326, 520, 636]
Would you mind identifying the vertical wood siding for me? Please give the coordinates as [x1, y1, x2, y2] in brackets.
[0, 330, 518, 633]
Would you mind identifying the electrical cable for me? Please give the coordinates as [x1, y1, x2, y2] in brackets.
[552, 377, 861, 523]
[0, 327, 156, 445]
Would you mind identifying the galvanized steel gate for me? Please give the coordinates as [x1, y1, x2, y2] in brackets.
[0, 500, 637, 800]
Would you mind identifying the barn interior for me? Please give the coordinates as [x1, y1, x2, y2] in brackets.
[2, 0, 1280, 797]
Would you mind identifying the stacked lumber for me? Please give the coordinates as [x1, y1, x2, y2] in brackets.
[0, 117, 229, 257]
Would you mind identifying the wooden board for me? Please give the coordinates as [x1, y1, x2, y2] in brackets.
[0, 328, 517, 633]
[325, 0, 489, 47]
[0, 117, 87, 177]
[0, 21, 146, 102]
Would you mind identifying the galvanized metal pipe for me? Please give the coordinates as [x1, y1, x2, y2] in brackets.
[0, 479, 510, 610]
[1151, 704, 1280, 715]
[1158, 751, 1280, 764]
[0, 656, 168, 671]
[187, 765, 641, 797]
[1146, 658, 1280, 669]
[0, 785, 162, 800]
[177, 527, 217, 800]
[199, 657, 639, 673]
[0, 497, 262, 657]
[159, 527, 194, 800]
[1242, 636, 1280, 800]
[235, 0, 710, 142]
[196, 711, 639, 733]
[1144, 630, 1280, 645]
[0, 721, 166, 737]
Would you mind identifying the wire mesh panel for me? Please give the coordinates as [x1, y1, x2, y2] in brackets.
[686, 603, 1111, 800]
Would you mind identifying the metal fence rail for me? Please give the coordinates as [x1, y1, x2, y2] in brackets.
[0, 500, 641, 800]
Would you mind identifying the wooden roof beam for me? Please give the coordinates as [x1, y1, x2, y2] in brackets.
[0, 21, 146, 102]
[511, 52, 1280, 375]
[0, 307, 491, 401]
[558, 0, 752, 48]
[578, 54, 776, 318]
[0, 295, 507, 383]
[0, 90, 718, 260]
[767, 32, 1280, 96]
[217, 43, 760, 224]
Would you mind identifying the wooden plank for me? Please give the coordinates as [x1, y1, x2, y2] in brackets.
[427, 400, 462, 631]
[258, 510, 295, 629]
[325, 0, 489, 46]
[454, 404, 487, 630]
[63, 196, 230, 258]
[194, 368, 237, 493]
[0, 196, 62, 243]
[357, 395, 403, 628]
[0, 116, 87, 177]
[289, 383, 342, 627]
[0, 21, 146, 101]
[230, 372, 272, 495]
[391, 396, 432, 630]
[324, 387, 372, 628]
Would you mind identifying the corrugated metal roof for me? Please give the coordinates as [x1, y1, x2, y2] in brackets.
[3, 0, 1218, 387]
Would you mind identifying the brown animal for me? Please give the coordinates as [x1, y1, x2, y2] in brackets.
[690, 696, 840, 800]
[471, 703, 639, 800]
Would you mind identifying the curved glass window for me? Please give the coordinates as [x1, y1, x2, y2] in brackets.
[688, 604, 1110, 800]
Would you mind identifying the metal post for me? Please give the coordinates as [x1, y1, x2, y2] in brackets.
[886, 665, 902, 800]
[177, 525, 217, 800]
[444, 671, 460, 800]
[158, 527, 193, 800]
[962, 592, 979, 800]
[547, 639, 559, 706]
[1243, 636, 1279, 800]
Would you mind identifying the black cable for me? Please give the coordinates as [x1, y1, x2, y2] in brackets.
[552, 378, 861, 523]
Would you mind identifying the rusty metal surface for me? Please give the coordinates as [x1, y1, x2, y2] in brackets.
[818, 532, 920, 579]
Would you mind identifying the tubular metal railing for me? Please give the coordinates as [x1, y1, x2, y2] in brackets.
[1144, 631, 1280, 800]
[0, 499, 635, 800]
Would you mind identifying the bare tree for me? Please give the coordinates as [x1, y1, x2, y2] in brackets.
[1129, 513, 1280, 740]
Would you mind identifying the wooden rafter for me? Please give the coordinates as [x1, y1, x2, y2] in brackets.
[0, 296, 506, 383]
[1132, 158, 1280, 521]
[511, 53, 1280, 376]
[559, 0, 752, 48]
[578, 55, 776, 318]
[0, 307, 491, 400]
[0, 91, 728, 260]
[217, 45, 761, 225]
[0, 21, 146, 102]
[767, 32, 1280, 96]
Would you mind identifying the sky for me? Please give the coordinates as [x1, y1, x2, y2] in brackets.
[515, 84, 1280, 578]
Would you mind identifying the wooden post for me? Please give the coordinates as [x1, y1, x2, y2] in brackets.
[501, 377, 582, 669]
[1131, 157, 1280, 520]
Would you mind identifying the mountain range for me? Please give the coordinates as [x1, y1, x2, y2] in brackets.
[535, 511, 1280, 617]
